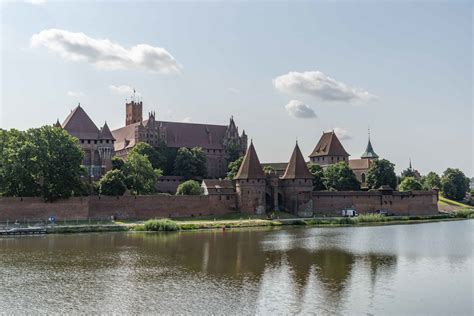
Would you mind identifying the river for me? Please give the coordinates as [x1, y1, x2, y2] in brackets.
[1, 220, 473, 315]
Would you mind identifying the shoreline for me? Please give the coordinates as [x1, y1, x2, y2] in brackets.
[21, 213, 471, 235]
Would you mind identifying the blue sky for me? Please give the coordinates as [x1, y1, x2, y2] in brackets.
[1, 1, 472, 176]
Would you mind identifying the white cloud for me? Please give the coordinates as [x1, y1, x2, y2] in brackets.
[67, 91, 84, 97]
[273, 71, 375, 102]
[30, 29, 182, 74]
[285, 100, 317, 119]
[227, 87, 240, 94]
[182, 117, 192, 123]
[326, 127, 352, 140]
[109, 85, 141, 97]
[26, 0, 47, 5]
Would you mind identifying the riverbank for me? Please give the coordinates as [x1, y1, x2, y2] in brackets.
[2, 209, 472, 235]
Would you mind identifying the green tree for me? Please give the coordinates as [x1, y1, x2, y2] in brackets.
[421, 171, 441, 190]
[226, 142, 242, 164]
[31, 126, 85, 201]
[173, 147, 207, 179]
[111, 156, 125, 171]
[129, 142, 166, 170]
[441, 168, 470, 200]
[366, 159, 397, 190]
[401, 168, 416, 179]
[99, 169, 127, 196]
[0, 129, 41, 197]
[176, 180, 201, 195]
[263, 165, 275, 175]
[324, 162, 360, 191]
[225, 156, 244, 180]
[399, 176, 423, 191]
[123, 151, 162, 195]
[308, 163, 326, 191]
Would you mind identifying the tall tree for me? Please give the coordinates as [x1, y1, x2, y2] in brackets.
[99, 169, 127, 196]
[31, 126, 85, 201]
[173, 147, 207, 179]
[366, 159, 397, 190]
[225, 156, 244, 180]
[399, 177, 423, 191]
[129, 142, 166, 170]
[324, 162, 360, 191]
[421, 171, 441, 190]
[123, 151, 162, 195]
[441, 168, 470, 200]
[308, 163, 326, 191]
[226, 142, 242, 165]
[0, 129, 41, 197]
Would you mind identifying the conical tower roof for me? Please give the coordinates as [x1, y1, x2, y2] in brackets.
[281, 142, 313, 179]
[99, 122, 115, 140]
[234, 141, 265, 180]
[361, 138, 378, 159]
[62, 104, 100, 139]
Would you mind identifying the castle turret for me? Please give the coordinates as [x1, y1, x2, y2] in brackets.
[280, 142, 314, 215]
[234, 141, 266, 214]
[309, 130, 350, 167]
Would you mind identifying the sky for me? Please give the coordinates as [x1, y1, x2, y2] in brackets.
[1, 1, 472, 176]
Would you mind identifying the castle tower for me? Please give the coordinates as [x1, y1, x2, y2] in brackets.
[309, 131, 350, 167]
[234, 141, 266, 214]
[125, 100, 143, 126]
[280, 142, 314, 215]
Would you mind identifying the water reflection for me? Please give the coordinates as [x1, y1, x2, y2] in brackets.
[0, 221, 473, 315]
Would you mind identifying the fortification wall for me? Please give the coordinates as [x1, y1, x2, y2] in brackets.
[311, 190, 438, 216]
[0, 194, 237, 222]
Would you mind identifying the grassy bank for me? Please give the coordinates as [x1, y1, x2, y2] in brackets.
[132, 210, 474, 232]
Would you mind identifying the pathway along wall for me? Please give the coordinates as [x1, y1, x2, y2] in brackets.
[0, 194, 237, 222]
[309, 190, 439, 216]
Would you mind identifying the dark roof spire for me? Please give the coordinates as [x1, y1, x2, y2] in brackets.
[234, 142, 265, 180]
[281, 142, 313, 179]
[309, 130, 350, 158]
[361, 129, 379, 159]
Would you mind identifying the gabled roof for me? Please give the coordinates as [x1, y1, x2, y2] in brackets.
[361, 138, 378, 159]
[281, 143, 313, 179]
[234, 142, 265, 180]
[309, 131, 350, 158]
[62, 105, 100, 140]
[99, 122, 115, 140]
[349, 159, 371, 170]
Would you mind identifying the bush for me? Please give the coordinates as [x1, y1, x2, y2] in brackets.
[143, 219, 180, 231]
[453, 209, 474, 219]
[99, 169, 127, 196]
[399, 177, 422, 191]
[176, 180, 201, 195]
[357, 214, 388, 223]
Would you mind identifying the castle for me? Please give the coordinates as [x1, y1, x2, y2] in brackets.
[111, 99, 247, 178]
[57, 100, 247, 179]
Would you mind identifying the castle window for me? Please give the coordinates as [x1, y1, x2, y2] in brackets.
[88, 140, 91, 144]
[361, 173, 366, 183]
[94, 140, 97, 144]
[81, 140, 84, 144]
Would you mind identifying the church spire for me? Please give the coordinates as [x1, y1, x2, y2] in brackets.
[361, 128, 379, 159]
[234, 141, 265, 180]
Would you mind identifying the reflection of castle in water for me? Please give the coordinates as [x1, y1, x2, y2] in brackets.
[133, 230, 397, 311]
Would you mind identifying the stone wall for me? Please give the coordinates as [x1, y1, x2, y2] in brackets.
[0, 194, 237, 222]
[310, 190, 438, 216]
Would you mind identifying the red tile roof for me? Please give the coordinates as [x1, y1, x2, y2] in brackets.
[309, 131, 350, 157]
[234, 142, 265, 180]
[62, 105, 100, 140]
[111, 120, 228, 151]
[349, 159, 371, 170]
[281, 143, 313, 179]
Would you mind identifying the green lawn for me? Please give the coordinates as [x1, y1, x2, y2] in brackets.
[438, 196, 471, 208]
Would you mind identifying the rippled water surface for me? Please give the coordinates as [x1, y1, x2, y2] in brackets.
[1, 220, 473, 314]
